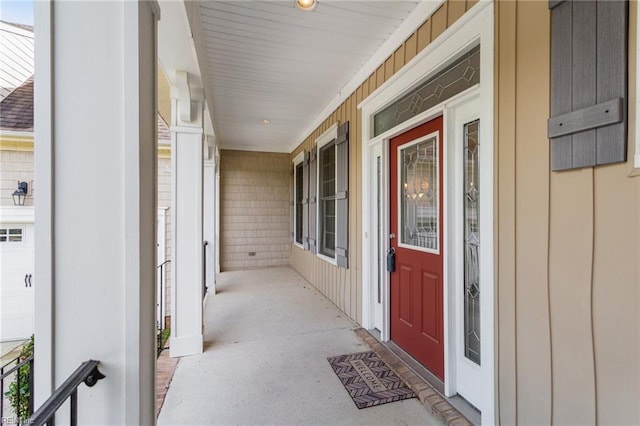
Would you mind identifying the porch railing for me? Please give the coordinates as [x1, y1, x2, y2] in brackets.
[203, 240, 209, 299]
[1, 354, 34, 424]
[28, 360, 105, 426]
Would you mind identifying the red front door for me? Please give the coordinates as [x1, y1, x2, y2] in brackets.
[390, 116, 444, 380]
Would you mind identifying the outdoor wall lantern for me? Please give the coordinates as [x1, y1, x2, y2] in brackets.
[12, 181, 28, 206]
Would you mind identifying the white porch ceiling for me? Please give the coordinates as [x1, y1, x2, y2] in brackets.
[192, 1, 423, 152]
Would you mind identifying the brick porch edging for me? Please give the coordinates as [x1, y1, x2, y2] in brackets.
[354, 328, 473, 426]
[156, 349, 179, 417]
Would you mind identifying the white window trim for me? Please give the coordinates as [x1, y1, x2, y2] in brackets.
[316, 123, 339, 265]
[292, 152, 305, 249]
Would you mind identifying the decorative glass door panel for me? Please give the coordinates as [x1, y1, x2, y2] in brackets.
[399, 135, 439, 253]
[463, 120, 480, 365]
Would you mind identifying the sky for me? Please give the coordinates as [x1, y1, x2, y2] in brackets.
[1, 0, 34, 26]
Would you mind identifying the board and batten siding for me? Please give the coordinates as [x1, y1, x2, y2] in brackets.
[220, 150, 291, 270]
[496, 1, 639, 424]
[290, 0, 477, 326]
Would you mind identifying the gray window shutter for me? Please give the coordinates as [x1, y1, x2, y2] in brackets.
[308, 146, 318, 254]
[335, 122, 349, 268]
[290, 165, 295, 242]
[302, 150, 310, 250]
[548, 0, 628, 171]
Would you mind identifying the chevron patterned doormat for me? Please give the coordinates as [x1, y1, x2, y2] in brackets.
[327, 351, 416, 409]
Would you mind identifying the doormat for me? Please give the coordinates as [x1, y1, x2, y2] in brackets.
[327, 351, 416, 409]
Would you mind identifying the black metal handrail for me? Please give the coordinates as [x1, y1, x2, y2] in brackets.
[1, 354, 34, 424]
[203, 241, 209, 298]
[28, 360, 105, 426]
[157, 259, 171, 332]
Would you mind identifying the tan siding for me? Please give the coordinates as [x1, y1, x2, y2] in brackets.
[495, 1, 517, 424]
[448, 0, 466, 26]
[0, 149, 34, 207]
[431, 3, 448, 40]
[496, 1, 640, 424]
[513, 2, 552, 424]
[157, 68, 171, 126]
[393, 46, 404, 74]
[417, 18, 432, 53]
[592, 165, 640, 425]
[404, 33, 418, 64]
[220, 150, 290, 271]
[289, 1, 471, 325]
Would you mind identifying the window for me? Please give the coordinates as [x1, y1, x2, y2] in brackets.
[0, 227, 24, 243]
[319, 141, 336, 257]
[315, 122, 349, 267]
[292, 153, 305, 247]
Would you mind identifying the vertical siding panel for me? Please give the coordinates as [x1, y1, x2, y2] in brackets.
[431, 3, 448, 40]
[496, 1, 518, 422]
[447, 0, 466, 26]
[394, 46, 404, 73]
[362, 80, 369, 100]
[404, 33, 418, 64]
[354, 87, 363, 321]
[368, 73, 376, 95]
[549, 170, 595, 425]
[375, 65, 385, 89]
[466, 0, 479, 11]
[384, 55, 394, 82]
[514, 2, 552, 424]
[354, 93, 362, 324]
[417, 18, 432, 53]
[592, 165, 640, 425]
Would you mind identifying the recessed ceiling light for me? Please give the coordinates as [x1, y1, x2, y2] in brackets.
[296, 0, 317, 12]
[261, 119, 271, 124]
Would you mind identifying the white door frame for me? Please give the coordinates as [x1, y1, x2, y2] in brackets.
[359, 2, 494, 422]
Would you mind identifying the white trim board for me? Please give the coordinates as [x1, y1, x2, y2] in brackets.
[360, 3, 494, 424]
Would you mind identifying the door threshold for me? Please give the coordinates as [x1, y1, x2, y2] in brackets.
[356, 328, 480, 426]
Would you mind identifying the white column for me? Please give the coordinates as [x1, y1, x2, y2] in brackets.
[170, 72, 204, 357]
[34, 1, 159, 424]
[203, 135, 216, 295]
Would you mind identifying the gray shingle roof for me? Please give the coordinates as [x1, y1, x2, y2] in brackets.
[0, 75, 172, 141]
[0, 76, 33, 132]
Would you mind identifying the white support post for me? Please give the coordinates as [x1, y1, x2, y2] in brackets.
[203, 135, 216, 295]
[170, 73, 205, 357]
[34, 1, 159, 424]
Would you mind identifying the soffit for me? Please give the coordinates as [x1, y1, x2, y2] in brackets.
[194, 1, 422, 152]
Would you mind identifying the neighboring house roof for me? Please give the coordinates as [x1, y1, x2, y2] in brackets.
[0, 75, 172, 141]
[0, 21, 35, 101]
[0, 76, 33, 132]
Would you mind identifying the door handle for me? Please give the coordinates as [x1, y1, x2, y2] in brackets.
[28, 274, 33, 287]
[25, 274, 29, 287]
[387, 247, 396, 272]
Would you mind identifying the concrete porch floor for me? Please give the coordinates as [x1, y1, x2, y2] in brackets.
[158, 266, 443, 425]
